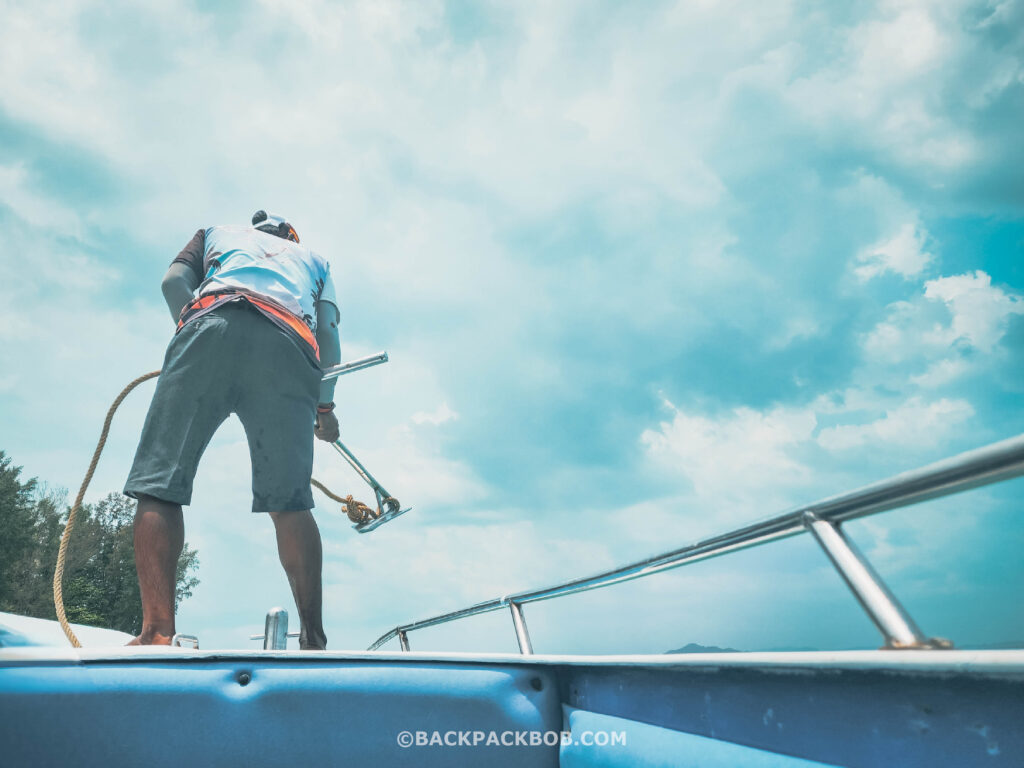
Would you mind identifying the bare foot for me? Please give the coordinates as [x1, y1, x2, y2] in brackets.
[299, 628, 327, 651]
[127, 632, 173, 646]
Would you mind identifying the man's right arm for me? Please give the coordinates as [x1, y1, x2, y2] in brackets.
[162, 229, 206, 321]
[313, 300, 341, 443]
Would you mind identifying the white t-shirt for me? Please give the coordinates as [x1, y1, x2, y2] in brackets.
[200, 225, 338, 333]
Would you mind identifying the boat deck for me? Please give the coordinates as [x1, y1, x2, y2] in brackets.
[2, 647, 1022, 767]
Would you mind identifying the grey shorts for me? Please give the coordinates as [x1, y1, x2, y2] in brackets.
[124, 301, 321, 512]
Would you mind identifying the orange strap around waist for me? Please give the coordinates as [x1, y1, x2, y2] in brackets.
[178, 293, 320, 359]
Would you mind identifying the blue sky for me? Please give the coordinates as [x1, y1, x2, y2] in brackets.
[1, 0, 1022, 653]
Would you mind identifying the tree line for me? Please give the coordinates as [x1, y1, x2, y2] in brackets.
[0, 450, 199, 634]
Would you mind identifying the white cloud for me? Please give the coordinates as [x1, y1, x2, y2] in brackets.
[856, 5, 945, 77]
[641, 399, 817, 520]
[816, 396, 974, 450]
[854, 221, 933, 281]
[0, 3, 140, 171]
[924, 271, 1024, 353]
[0, 165, 120, 298]
[412, 402, 458, 426]
[640, 373, 984, 528]
[0, 164, 81, 237]
[330, 518, 611, 611]
[782, 1, 1018, 178]
[909, 357, 971, 388]
[862, 271, 1023, 371]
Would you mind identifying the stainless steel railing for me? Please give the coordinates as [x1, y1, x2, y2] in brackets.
[368, 433, 1024, 653]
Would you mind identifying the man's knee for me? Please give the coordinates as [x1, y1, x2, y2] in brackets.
[135, 493, 182, 510]
[134, 495, 184, 529]
[269, 509, 313, 523]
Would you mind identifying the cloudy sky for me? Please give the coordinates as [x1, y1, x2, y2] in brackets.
[1, 0, 1022, 653]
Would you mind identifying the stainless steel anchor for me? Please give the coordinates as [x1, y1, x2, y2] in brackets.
[329, 439, 411, 533]
[318, 351, 411, 533]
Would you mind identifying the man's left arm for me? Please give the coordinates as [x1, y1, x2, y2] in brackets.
[313, 300, 341, 443]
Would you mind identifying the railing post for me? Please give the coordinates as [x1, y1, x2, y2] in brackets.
[508, 601, 534, 655]
[803, 513, 938, 649]
[398, 629, 411, 652]
[263, 607, 289, 650]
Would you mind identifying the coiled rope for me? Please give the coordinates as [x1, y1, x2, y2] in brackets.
[53, 370, 373, 648]
[310, 478, 395, 525]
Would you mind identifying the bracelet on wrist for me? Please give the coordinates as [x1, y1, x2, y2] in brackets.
[317, 402, 336, 413]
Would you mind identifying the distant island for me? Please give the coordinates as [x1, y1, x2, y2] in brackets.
[665, 643, 740, 654]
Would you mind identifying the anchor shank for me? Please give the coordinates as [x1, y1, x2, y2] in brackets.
[331, 439, 391, 499]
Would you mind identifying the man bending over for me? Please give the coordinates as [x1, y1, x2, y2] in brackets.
[124, 211, 341, 650]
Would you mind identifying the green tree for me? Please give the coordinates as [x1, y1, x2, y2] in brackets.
[0, 451, 200, 634]
[0, 452, 64, 618]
